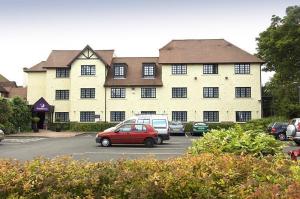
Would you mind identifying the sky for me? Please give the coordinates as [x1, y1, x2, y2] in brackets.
[0, 0, 299, 86]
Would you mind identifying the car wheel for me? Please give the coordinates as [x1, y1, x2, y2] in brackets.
[101, 138, 111, 147]
[277, 133, 286, 141]
[144, 138, 154, 148]
[157, 136, 163, 145]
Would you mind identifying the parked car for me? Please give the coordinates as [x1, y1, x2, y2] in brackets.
[266, 122, 288, 141]
[286, 118, 300, 145]
[191, 122, 208, 136]
[168, 121, 184, 135]
[96, 123, 158, 147]
[104, 114, 169, 144]
[0, 129, 4, 142]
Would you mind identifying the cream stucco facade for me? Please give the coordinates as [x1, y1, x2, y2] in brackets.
[25, 41, 263, 124]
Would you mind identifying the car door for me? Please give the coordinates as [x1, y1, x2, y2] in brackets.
[129, 124, 147, 144]
[111, 124, 132, 144]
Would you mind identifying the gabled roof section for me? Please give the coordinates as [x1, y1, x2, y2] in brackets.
[25, 45, 114, 72]
[0, 74, 9, 82]
[159, 39, 264, 64]
[105, 57, 163, 87]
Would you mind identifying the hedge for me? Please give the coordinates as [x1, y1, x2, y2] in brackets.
[69, 122, 117, 132]
[0, 154, 299, 198]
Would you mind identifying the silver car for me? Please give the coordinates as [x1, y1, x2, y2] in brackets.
[286, 118, 300, 145]
[168, 121, 184, 135]
[0, 129, 4, 142]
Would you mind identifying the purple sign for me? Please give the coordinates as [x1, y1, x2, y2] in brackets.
[33, 97, 50, 112]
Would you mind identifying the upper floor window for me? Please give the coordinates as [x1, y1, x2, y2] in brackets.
[56, 68, 70, 78]
[172, 111, 187, 122]
[203, 87, 219, 98]
[55, 112, 69, 122]
[203, 111, 219, 122]
[55, 90, 69, 100]
[141, 111, 156, 115]
[141, 87, 156, 98]
[80, 111, 95, 122]
[80, 88, 95, 99]
[81, 65, 95, 76]
[172, 87, 187, 98]
[235, 87, 251, 98]
[110, 111, 125, 122]
[111, 88, 126, 98]
[235, 64, 250, 74]
[203, 64, 218, 74]
[172, 64, 187, 75]
[113, 64, 125, 78]
[236, 111, 251, 122]
[143, 63, 155, 78]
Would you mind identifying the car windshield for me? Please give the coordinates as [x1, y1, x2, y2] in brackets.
[194, 123, 206, 126]
[170, 121, 181, 125]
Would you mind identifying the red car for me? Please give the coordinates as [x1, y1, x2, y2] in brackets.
[95, 123, 158, 147]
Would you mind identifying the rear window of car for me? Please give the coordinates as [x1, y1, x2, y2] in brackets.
[291, 120, 296, 125]
[152, 119, 167, 129]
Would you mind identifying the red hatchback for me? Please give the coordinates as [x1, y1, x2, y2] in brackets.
[96, 123, 158, 147]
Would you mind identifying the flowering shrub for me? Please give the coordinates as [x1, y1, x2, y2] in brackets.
[188, 125, 284, 157]
[0, 154, 299, 198]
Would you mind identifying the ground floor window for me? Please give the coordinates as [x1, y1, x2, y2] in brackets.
[110, 111, 125, 122]
[55, 112, 69, 122]
[141, 111, 156, 115]
[203, 111, 219, 122]
[236, 111, 251, 122]
[172, 111, 187, 122]
[80, 111, 95, 122]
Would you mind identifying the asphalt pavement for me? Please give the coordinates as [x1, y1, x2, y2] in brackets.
[0, 134, 194, 161]
[0, 134, 299, 161]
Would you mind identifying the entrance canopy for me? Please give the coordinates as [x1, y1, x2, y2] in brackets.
[33, 97, 51, 112]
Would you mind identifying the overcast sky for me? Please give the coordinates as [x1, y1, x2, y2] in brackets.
[0, 0, 299, 85]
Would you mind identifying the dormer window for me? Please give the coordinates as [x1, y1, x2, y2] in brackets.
[143, 63, 155, 78]
[113, 64, 126, 78]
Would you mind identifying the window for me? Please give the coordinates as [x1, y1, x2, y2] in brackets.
[172, 111, 187, 122]
[143, 63, 155, 78]
[172, 87, 187, 98]
[81, 88, 95, 99]
[56, 68, 70, 78]
[111, 88, 126, 98]
[235, 87, 251, 98]
[118, 124, 132, 132]
[141, 88, 156, 98]
[203, 111, 219, 122]
[235, 64, 250, 74]
[110, 111, 125, 122]
[113, 64, 125, 78]
[203, 64, 218, 74]
[140, 111, 156, 115]
[80, 111, 95, 122]
[137, 119, 151, 124]
[203, 87, 219, 98]
[81, 65, 95, 75]
[236, 111, 251, 122]
[152, 119, 167, 129]
[172, 64, 187, 74]
[55, 90, 69, 100]
[55, 112, 69, 122]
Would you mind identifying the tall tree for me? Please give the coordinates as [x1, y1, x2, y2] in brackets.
[257, 5, 300, 117]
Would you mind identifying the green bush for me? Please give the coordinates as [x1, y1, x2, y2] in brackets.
[0, 154, 298, 198]
[241, 116, 288, 131]
[48, 122, 70, 131]
[208, 122, 235, 130]
[188, 125, 284, 157]
[184, 122, 193, 132]
[70, 122, 116, 132]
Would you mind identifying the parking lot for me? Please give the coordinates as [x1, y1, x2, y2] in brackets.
[0, 134, 193, 161]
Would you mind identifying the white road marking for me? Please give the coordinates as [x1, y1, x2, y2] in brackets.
[2, 138, 46, 144]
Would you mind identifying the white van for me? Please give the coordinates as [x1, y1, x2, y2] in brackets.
[104, 114, 169, 144]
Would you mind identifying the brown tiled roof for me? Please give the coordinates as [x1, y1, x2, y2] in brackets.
[8, 87, 27, 99]
[0, 85, 8, 93]
[104, 57, 163, 87]
[25, 46, 114, 72]
[0, 81, 17, 88]
[159, 39, 264, 64]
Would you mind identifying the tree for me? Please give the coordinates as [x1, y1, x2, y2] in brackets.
[257, 6, 300, 118]
[9, 97, 32, 132]
[0, 97, 14, 134]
